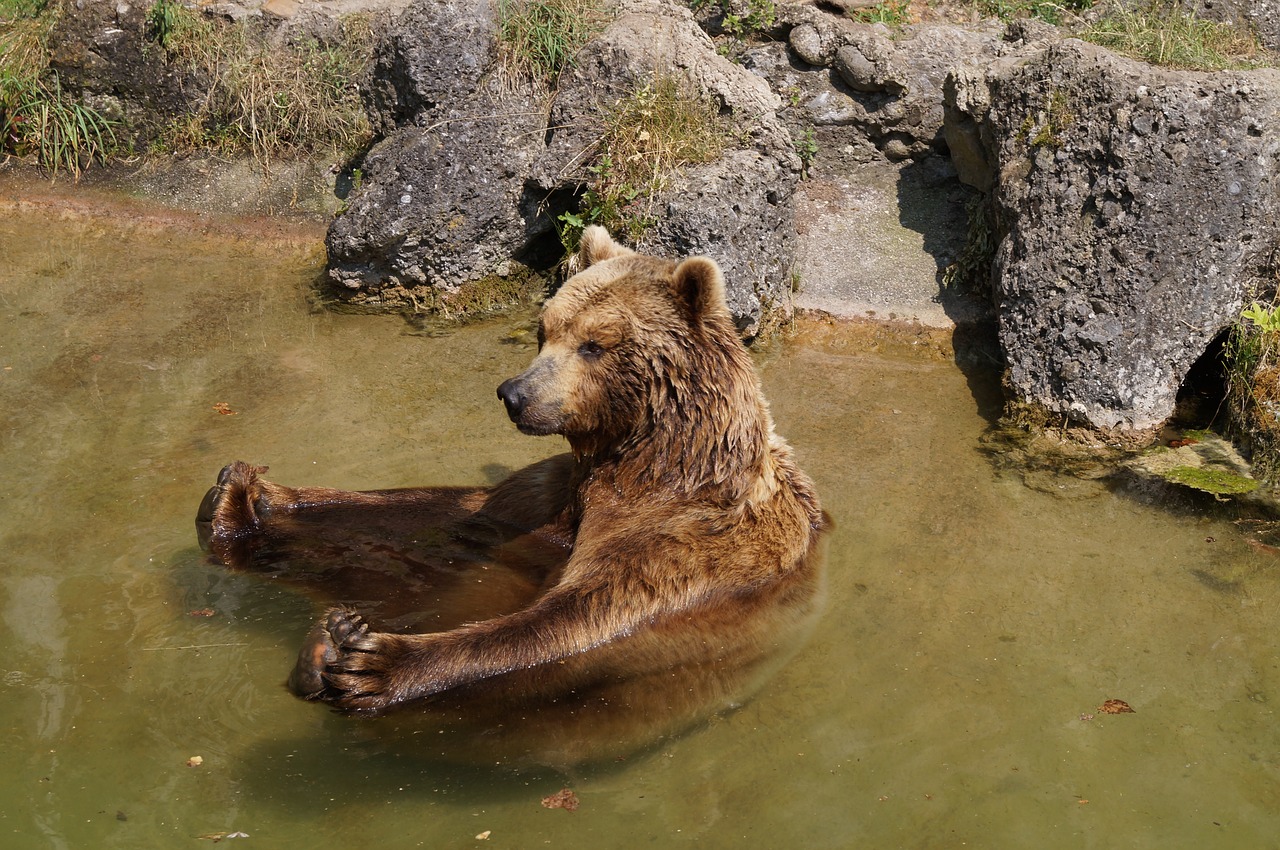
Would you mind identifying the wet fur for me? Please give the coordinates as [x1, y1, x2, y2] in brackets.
[197, 226, 827, 763]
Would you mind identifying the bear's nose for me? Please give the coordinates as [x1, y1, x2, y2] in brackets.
[497, 377, 526, 422]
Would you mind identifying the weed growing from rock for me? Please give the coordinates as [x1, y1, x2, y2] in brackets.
[689, 0, 778, 37]
[1021, 89, 1075, 148]
[1081, 0, 1272, 69]
[849, 0, 914, 27]
[965, 0, 1094, 26]
[688, 0, 777, 60]
[497, 0, 608, 89]
[0, 0, 116, 177]
[1225, 298, 1280, 481]
[942, 195, 997, 296]
[147, 2, 374, 166]
[795, 125, 818, 178]
[558, 76, 727, 252]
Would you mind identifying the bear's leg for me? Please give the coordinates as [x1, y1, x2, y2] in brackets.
[308, 584, 638, 713]
[196, 461, 496, 569]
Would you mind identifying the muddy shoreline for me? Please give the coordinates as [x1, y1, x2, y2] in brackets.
[0, 169, 330, 248]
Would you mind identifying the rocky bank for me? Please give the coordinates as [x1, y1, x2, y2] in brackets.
[8, 0, 1280, 458]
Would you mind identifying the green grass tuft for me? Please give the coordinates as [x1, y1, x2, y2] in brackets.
[497, 0, 607, 88]
[558, 76, 727, 251]
[1, 1, 116, 177]
[1081, 0, 1272, 70]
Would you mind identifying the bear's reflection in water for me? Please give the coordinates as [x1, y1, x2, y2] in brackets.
[196, 227, 827, 769]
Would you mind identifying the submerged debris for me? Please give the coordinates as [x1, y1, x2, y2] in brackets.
[1126, 432, 1261, 499]
[1098, 699, 1135, 715]
[541, 788, 580, 812]
[1162, 465, 1260, 497]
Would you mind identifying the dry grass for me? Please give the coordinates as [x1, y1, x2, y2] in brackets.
[151, 2, 374, 165]
[560, 76, 727, 249]
[1081, 0, 1271, 69]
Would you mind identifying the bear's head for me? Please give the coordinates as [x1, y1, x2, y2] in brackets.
[497, 227, 773, 496]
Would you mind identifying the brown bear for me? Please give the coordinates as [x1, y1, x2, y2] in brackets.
[197, 226, 828, 764]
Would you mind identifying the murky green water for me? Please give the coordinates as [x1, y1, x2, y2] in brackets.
[1, 200, 1277, 849]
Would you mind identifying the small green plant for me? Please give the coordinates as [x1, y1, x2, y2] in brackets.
[1026, 89, 1075, 147]
[850, 0, 913, 27]
[144, 0, 184, 49]
[795, 125, 817, 178]
[725, 0, 777, 36]
[497, 0, 607, 87]
[558, 76, 727, 253]
[965, 0, 1094, 26]
[1241, 301, 1280, 333]
[689, 0, 777, 37]
[1081, 0, 1271, 69]
[1, 0, 117, 177]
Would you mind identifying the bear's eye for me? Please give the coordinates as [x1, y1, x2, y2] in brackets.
[578, 340, 604, 359]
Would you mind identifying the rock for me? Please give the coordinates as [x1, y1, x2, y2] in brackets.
[324, 97, 549, 303]
[327, 0, 800, 329]
[948, 39, 1280, 432]
[779, 2, 857, 67]
[788, 22, 826, 67]
[363, 0, 502, 135]
[768, 18, 1005, 160]
[536, 0, 798, 333]
[46, 0, 194, 147]
[325, 0, 549, 304]
[833, 33, 906, 94]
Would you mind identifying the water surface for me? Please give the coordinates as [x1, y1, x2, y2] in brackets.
[1, 202, 1277, 848]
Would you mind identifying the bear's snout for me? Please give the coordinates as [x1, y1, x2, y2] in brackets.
[497, 376, 528, 423]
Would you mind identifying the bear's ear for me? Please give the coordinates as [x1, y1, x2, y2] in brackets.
[670, 256, 728, 324]
[577, 225, 634, 268]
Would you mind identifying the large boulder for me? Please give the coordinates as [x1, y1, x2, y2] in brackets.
[776, 5, 1006, 161]
[534, 0, 800, 333]
[946, 40, 1280, 432]
[326, 0, 802, 330]
[324, 0, 550, 305]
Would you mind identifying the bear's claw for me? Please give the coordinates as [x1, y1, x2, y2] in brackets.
[288, 607, 370, 699]
[287, 608, 403, 712]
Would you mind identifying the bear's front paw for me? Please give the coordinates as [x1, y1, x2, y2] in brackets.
[312, 608, 413, 713]
[196, 461, 271, 563]
[286, 608, 355, 699]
